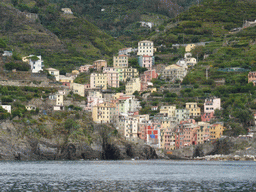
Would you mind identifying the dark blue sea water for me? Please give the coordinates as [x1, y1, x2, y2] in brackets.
[0, 160, 256, 191]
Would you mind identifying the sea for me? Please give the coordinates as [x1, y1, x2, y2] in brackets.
[0, 160, 256, 191]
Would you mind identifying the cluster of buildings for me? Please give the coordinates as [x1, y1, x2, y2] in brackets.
[1, 40, 225, 151]
[160, 44, 197, 82]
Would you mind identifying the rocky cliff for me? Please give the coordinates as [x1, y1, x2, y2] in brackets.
[0, 119, 158, 161]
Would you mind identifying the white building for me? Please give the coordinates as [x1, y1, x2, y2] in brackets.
[175, 109, 190, 122]
[61, 8, 73, 14]
[204, 97, 221, 114]
[28, 55, 44, 73]
[140, 21, 154, 29]
[1, 105, 11, 113]
[137, 40, 154, 56]
[118, 47, 137, 56]
[125, 78, 141, 95]
[2, 51, 12, 57]
[118, 115, 139, 138]
[118, 95, 140, 115]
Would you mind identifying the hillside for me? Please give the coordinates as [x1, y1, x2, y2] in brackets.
[137, 0, 256, 135]
[0, 1, 122, 72]
[48, 0, 198, 46]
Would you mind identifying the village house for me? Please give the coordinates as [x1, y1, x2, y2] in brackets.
[174, 121, 198, 149]
[79, 65, 93, 73]
[204, 97, 221, 114]
[185, 57, 197, 67]
[139, 21, 154, 29]
[118, 47, 136, 56]
[61, 8, 73, 14]
[248, 71, 256, 85]
[197, 122, 211, 144]
[59, 75, 75, 83]
[160, 105, 176, 117]
[54, 91, 64, 111]
[138, 55, 155, 70]
[113, 55, 128, 68]
[45, 68, 60, 81]
[86, 90, 103, 111]
[185, 44, 196, 52]
[103, 68, 119, 88]
[26, 55, 44, 73]
[137, 40, 154, 56]
[1, 105, 11, 113]
[71, 83, 85, 97]
[163, 129, 176, 150]
[176, 59, 187, 69]
[125, 78, 141, 95]
[210, 123, 224, 140]
[201, 112, 215, 122]
[92, 102, 118, 123]
[90, 73, 107, 90]
[2, 51, 12, 57]
[185, 102, 201, 117]
[93, 60, 107, 71]
[25, 105, 36, 111]
[175, 108, 190, 122]
[118, 115, 139, 138]
[117, 67, 139, 82]
[161, 64, 187, 82]
[118, 95, 140, 115]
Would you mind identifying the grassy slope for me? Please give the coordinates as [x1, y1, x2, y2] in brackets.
[0, 1, 123, 72]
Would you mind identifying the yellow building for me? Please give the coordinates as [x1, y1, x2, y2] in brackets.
[90, 73, 107, 90]
[185, 102, 201, 117]
[72, 70, 80, 75]
[125, 78, 141, 95]
[210, 123, 224, 140]
[71, 83, 85, 97]
[160, 105, 176, 117]
[185, 44, 196, 52]
[92, 102, 117, 123]
[59, 75, 75, 83]
[93, 60, 107, 71]
[150, 87, 157, 93]
[113, 55, 128, 68]
[197, 122, 210, 144]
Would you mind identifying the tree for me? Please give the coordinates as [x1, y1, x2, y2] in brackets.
[0, 39, 6, 48]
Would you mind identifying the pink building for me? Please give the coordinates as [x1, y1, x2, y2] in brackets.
[201, 112, 215, 122]
[248, 71, 256, 85]
[84, 84, 90, 90]
[62, 82, 71, 88]
[140, 69, 158, 91]
[139, 55, 154, 70]
[204, 97, 221, 114]
[174, 122, 198, 149]
[79, 65, 93, 73]
[106, 72, 119, 88]
[103, 68, 119, 88]
[163, 129, 176, 150]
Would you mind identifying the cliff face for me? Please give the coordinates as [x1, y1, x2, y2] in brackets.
[0, 120, 158, 161]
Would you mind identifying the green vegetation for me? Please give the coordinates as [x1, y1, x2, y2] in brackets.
[4, 62, 30, 71]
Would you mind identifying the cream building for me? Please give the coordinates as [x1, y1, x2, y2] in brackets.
[45, 68, 60, 81]
[71, 83, 85, 97]
[161, 64, 187, 82]
[160, 105, 176, 117]
[185, 44, 196, 52]
[92, 102, 118, 123]
[197, 122, 210, 144]
[56, 93, 64, 106]
[118, 115, 139, 138]
[125, 78, 141, 95]
[137, 40, 154, 56]
[185, 102, 201, 117]
[113, 55, 128, 68]
[117, 68, 139, 82]
[90, 73, 107, 90]
[59, 75, 75, 83]
[93, 60, 107, 71]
